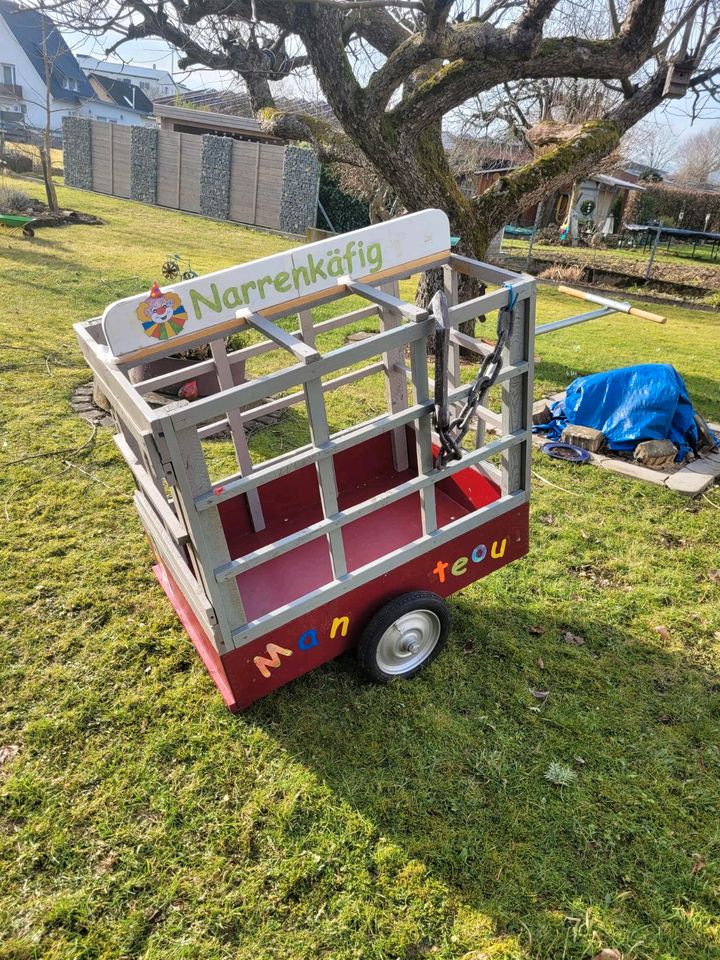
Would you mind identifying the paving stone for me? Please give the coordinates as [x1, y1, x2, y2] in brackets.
[665, 469, 713, 495]
[682, 456, 720, 478]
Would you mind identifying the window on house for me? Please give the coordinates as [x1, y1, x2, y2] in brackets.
[1, 63, 16, 86]
[62, 76, 79, 92]
[139, 81, 150, 90]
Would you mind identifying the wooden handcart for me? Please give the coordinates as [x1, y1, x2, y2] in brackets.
[77, 209, 539, 710]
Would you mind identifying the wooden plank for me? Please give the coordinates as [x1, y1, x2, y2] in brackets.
[159, 413, 250, 644]
[303, 376, 347, 579]
[449, 253, 524, 286]
[409, 337, 436, 534]
[170, 319, 433, 432]
[251, 142, 260, 224]
[378, 279, 409, 472]
[342, 279, 427, 321]
[114, 434, 188, 544]
[242, 312, 320, 364]
[133, 490, 221, 647]
[196, 360, 385, 438]
[209, 340, 265, 533]
[195, 399, 430, 509]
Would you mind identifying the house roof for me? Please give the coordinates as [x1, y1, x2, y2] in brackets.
[77, 54, 176, 86]
[592, 173, 645, 191]
[154, 89, 336, 124]
[89, 72, 153, 113]
[0, 0, 93, 102]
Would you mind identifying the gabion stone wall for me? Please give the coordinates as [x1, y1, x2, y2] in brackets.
[200, 135, 232, 221]
[62, 116, 92, 190]
[279, 147, 321, 235]
[131, 127, 158, 204]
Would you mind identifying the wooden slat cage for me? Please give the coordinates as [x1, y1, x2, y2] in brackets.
[75, 210, 536, 704]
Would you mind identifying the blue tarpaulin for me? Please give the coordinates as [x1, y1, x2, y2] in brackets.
[534, 364, 717, 461]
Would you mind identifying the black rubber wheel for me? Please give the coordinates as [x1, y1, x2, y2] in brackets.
[162, 261, 180, 280]
[358, 591, 450, 683]
[182, 269, 198, 280]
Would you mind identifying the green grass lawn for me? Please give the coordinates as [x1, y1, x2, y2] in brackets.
[1, 176, 720, 960]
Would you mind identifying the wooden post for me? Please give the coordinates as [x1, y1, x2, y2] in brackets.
[379, 280, 409, 472]
[210, 340, 265, 532]
[442, 264, 461, 421]
[109, 121, 114, 195]
[409, 338, 437, 535]
[160, 407, 248, 649]
[298, 309, 316, 347]
[252, 143, 260, 225]
[501, 288, 533, 496]
[176, 134, 182, 209]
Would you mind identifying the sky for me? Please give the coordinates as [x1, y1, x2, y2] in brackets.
[65, 29, 720, 154]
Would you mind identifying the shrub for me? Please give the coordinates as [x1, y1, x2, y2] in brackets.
[625, 183, 720, 231]
[0, 186, 33, 214]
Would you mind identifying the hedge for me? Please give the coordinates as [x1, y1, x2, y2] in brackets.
[317, 165, 370, 233]
[625, 183, 720, 231]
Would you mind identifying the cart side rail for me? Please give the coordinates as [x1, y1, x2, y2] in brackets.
[229, 491, 526, 648]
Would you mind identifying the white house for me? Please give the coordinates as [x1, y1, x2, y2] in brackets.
[0, 1, 154, 135]
[0, 0, 96, 133]
[76, 55, 182, 100]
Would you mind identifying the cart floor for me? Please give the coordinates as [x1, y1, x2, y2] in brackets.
[219, 433, 500, 622]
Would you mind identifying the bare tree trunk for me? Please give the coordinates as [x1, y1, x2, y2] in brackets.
[40, 17, 59, 213]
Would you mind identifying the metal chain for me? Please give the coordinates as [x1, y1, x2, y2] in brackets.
[432, 283, 517, 469]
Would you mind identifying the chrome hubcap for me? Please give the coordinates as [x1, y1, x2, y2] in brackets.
[375, 610, 441, 675]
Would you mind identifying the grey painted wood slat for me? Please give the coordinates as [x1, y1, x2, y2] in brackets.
[230, 490, 527, 647]
[378, 279, 409, 472]
[134, 305, 379, 395]
[449, 253, 525, 285]
[447, 287, 510, 327]
[409, 337, 437, 534]
[342, 279, 427, 321]
[209, 340, 265, 532]
[214, 430, 525, 582]
[196, 361, 386, 439]
[168, 320, 434, 431]
[113, 433, 188, 545]
[243, 312, 320, 364]
[160, 417, 248, 651]
[303, 376, 347, 578]
[449, 329, 494, 358]
[193, 362, 528, 510]
[133, 490, 221, 648]
[501, 292, 529, 496]
[195, 400, 430, 510]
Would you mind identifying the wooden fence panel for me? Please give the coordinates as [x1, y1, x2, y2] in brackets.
[90, 122, 112, 194]
[157, 129, 181, 210]
[179, 134, 202, 214]
[84, 124, 287, 230]
[228, 139, 284, 229]
[112, 125, 131, 199]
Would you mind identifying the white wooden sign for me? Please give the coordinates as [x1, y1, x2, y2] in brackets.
[102, 209, 450, 363]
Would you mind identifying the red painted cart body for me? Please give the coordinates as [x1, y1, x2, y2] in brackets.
[75, 210, 536, 711]
[154, 428, 530, 710]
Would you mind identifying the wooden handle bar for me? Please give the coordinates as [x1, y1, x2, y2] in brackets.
[558, 285, 667, 325]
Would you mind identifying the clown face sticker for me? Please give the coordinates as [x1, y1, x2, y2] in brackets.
[136, 282, 188, 341]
